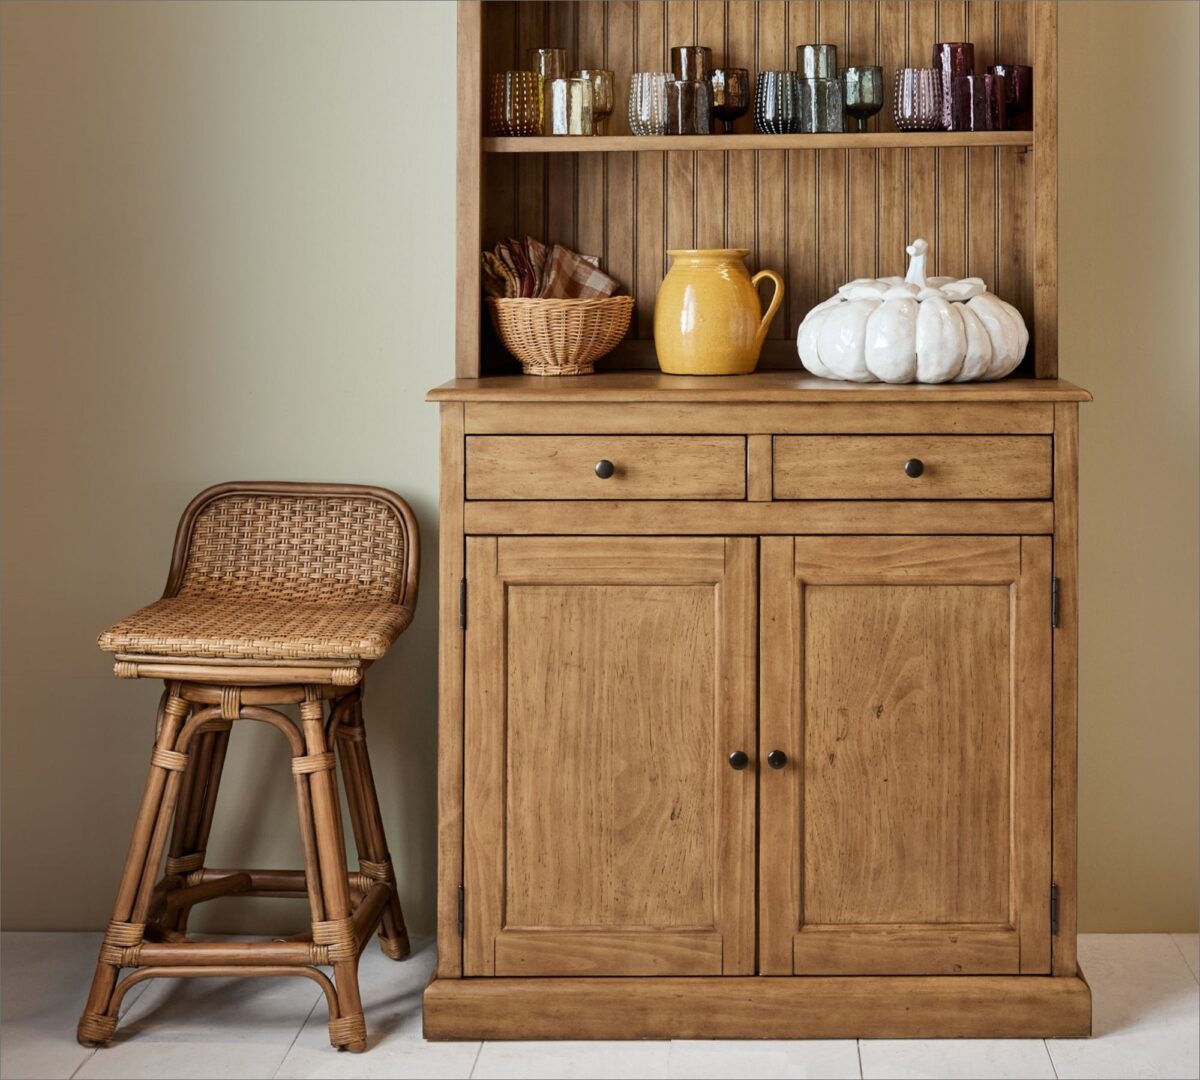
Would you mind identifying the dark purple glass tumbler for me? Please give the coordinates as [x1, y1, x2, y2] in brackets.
[951, 73, 1007, 132]
[932, 42, 974, 130]
[987, 63, 1032, 129]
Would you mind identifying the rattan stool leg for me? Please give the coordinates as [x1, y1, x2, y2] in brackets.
[299, 692, 367, 1052]
[162, 724, 231, 933]
[78, 691, 192, 1047]
[336, 691, 410, 960]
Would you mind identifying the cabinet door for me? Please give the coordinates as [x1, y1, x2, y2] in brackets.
[760, 536, 1052, 976]
[464, 536, 756, 976]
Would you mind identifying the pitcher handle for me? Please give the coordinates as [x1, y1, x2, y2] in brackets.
[751, 269, 785, 348]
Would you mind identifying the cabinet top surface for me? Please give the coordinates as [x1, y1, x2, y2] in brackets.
[427, 373, 1091, 404]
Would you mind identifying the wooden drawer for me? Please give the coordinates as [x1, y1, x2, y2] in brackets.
[773, 436, 1052, 500]
[466, 435, 746, 500]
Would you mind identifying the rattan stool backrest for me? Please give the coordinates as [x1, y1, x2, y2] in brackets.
[162, 482, 419, 608]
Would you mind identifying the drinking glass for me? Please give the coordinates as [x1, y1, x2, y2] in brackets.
[489, 71, 543, 137]
[841, 66, 884, 132]
[951, 73, 1006, 132]
[754, 71, 801, 135]
[987, 63, 1032, 129]
[572, 69, 615, 134]
[797, 43, 839, 80]
[629, 72, 674, 135]
[709, 68, 750, 133]
[893, 68, 942, 131]
[932, 42, 975, 129]
[526, 47, 567, 82]
[798, 77, 844, 133]
[666, 78, 712, 135]
[545, 77, 594, 135]
[670, 46, 712, 83]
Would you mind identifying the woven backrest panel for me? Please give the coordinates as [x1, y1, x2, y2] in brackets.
[177, 494, 406, 603]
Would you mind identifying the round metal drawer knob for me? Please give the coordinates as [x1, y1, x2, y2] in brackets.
[595, 459, 615, 479]
[728, 750, 750, 771]
[767, 749, 788, 770]
[904, 458, 925, 478]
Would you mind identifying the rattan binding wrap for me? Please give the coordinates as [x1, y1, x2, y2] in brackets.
[487, 296, 634, 376]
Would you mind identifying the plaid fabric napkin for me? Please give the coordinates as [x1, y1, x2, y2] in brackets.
[481, 237, 621, 300]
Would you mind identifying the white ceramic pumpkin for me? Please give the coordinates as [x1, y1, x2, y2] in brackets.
[796, 239, 1029, 383]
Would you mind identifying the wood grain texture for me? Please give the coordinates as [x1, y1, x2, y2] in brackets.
[429, 373, 1091, 402]
[747, 434, 773, 500]
[455, 2, 483, 378]
[463, 401, 1055, 434]
[464, 500, 1054, 536]
[465, 435, 746, 500]
[424, 974, 1092, 1040]
[436, 403, 466, 978]
[1052, 402, 1080, 976]
[758, 535, 1053, 975]
[773, 435, 1052, 499]
[1032, 0, 1058, 377]
[462, 536, 756, 976]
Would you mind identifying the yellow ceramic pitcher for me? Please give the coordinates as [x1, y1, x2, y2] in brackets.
[654, 249, 784, 375]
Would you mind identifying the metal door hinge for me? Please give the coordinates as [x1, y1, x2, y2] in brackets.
[1051, 883, 1060, 935]
[459, 578, 467, 630]
[457, 885, 465, 937]
[1051, 577, 1060, 629]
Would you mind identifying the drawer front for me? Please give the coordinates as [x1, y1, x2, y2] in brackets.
[773, 436, 1052, 500]
[466, 435, 747, 500]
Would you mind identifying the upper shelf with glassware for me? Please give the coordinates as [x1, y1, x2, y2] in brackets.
[483, 131, 1034, 153]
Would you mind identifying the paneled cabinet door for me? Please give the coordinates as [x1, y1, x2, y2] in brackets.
[759, 536, 1052, 976]
[464, 536, 757, 977]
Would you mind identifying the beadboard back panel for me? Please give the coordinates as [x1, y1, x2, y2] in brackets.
[474, 0, 1054, 375]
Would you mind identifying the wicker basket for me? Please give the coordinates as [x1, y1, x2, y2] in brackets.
[487, 296, 635, 375]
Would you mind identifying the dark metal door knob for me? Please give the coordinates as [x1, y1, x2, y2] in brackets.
[595, 459, 615, 479]
[904, 457, 925, 478]
[728, 750, 750, 771]
[767, 749, 788, 770]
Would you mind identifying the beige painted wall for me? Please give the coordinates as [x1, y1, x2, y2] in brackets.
[1, 0, 1196, 935]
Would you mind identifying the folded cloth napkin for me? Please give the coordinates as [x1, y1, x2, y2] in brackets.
[481, 237, 621, 300]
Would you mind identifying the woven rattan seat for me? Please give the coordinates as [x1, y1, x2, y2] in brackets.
[79, 482, 419, 1054]
[99, 596, 413, 661]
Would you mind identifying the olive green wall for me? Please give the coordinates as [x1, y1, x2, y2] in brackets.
[2, 0, 1196, 935]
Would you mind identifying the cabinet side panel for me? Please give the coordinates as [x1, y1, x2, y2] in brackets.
[456, 2, 483, 378]
[1032, 0, 1058, 377]
[1052, 403, 1079, 974]
[437, 403, 466, 977]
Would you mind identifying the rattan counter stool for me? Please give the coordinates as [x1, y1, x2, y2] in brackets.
[77, 482, 419, 1053]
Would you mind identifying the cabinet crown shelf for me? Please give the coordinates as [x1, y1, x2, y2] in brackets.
[483, 131, 1035, 154]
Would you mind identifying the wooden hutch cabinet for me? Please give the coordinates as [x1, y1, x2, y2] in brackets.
[425, 0, 1091, 1039]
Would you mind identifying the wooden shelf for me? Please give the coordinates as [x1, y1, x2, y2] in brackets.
[482, 131, 1034, 154]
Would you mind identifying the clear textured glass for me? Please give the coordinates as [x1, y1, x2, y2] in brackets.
[489, 71, 543, 137]
[798, 78, 844, 133]
[893, 68, 942, 132]
[842, 66, 884, 132]
[666, 79, 712, 135]
[544, 77, 593, 135]
[526, 48, 567, 82]
[572, 69, 615, 135]
[797, 43, 839, 80]
[709, 68, 750, 133]
[754, 71, 801, 134]
[629, 72, 674, 136]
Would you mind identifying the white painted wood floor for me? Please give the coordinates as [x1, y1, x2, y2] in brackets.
[1, 934, 1196, 1080]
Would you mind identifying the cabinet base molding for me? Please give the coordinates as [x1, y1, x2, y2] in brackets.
[423, 974, 1092, 1041]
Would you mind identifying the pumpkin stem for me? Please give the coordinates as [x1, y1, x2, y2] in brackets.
[904, 238, 929, 289]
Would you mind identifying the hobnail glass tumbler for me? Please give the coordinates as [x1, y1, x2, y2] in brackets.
[893, 68, 942, 131]
[754, 71, 801, 135]
[630, 72, 674, 135]
[490, 71, 543, 137]
[798, 77, 844, 133]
